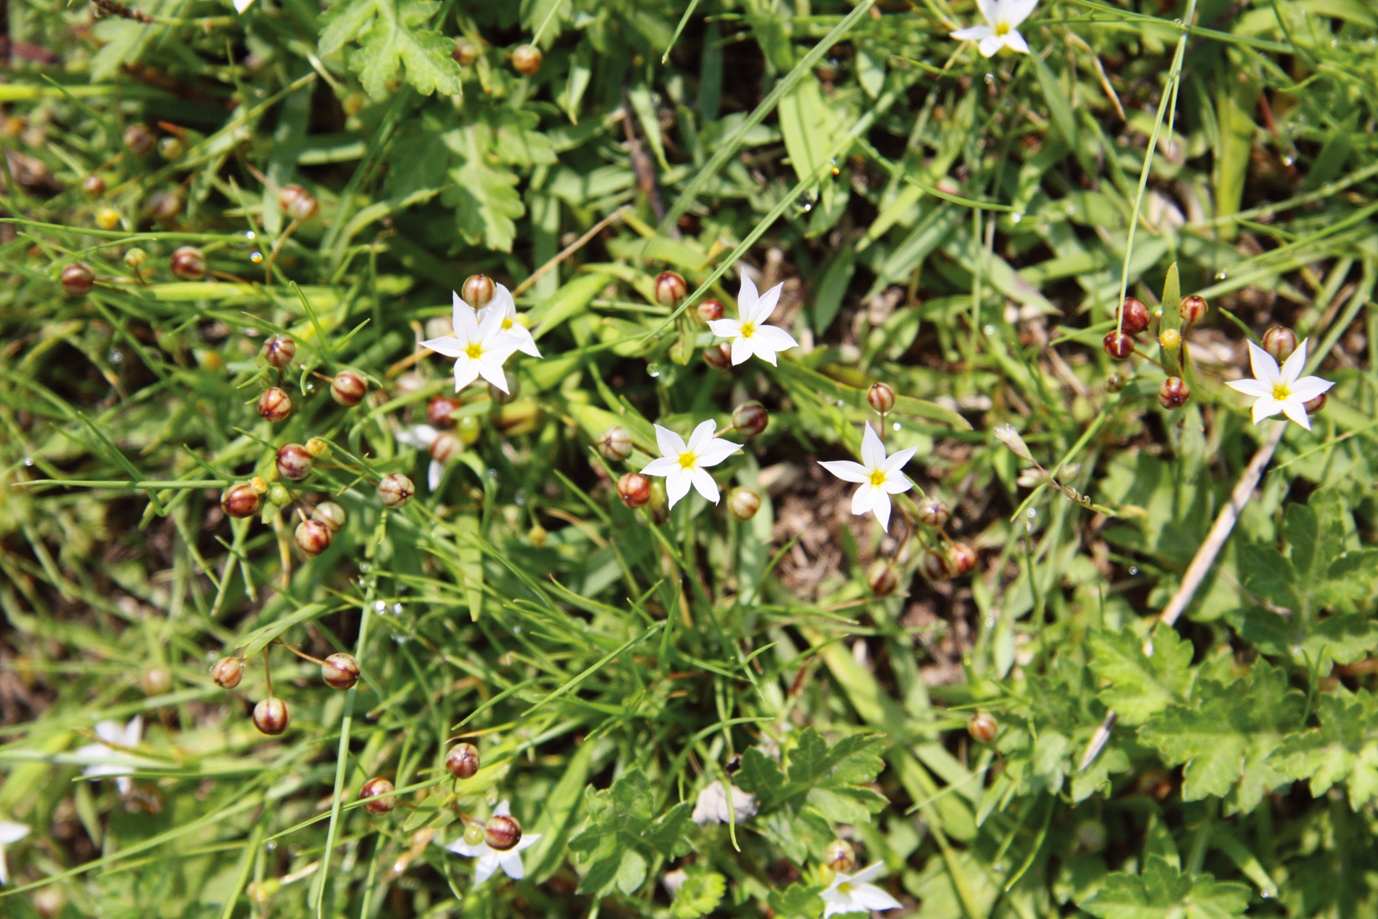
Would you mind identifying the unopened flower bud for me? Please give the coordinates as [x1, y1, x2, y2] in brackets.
[360, 777, 395, 814]
[489, 380, 518, 405]
[124, 248, 147, 270]
[221, 483, 262, 518]
[967, 712, 998, 743]
[461, 274, 495, 308]
[262, 335, 296, 368]
[732, 401, 768, 437]
[430, 431, 462, 465]
[379, 473, 415, 508]
[993, 424, 1033, 463]
[696, 299, 724, 322]
[916, 497, 949, 528]
[123, 123, 156, 156]
[304, 437, 331, 458]
[1119, 297, 1150, 335]
[331, 370, 368, 406]
[258, 387, 292, 422]
[1158, 376, 1189, 409]
[1261, 327, 1296, 363]
[1102, 330, 1134, 360]
[484, 814, 522, 850]
[1158, 328, 1181, 351]
[703, 342, 732, 370]
[278, 184, 318, 221]
[824, 839, 856, 874]
[728, 487, 761, 520]
[157, 136, 184, 161]
[82, 174, 106, 197]
[617, 472, 651, 508]
[295, 519, 332, 556]
[147, 188, 183, 222]
[95, 207, 121, 230]
[1304, 392, 1326, 414]
[312, 501, 347, 532]
[253, 697, 290, 735]
[919, 547, 952, 582]
[457, 414, 481, 446]
[1106, 372, 1126, 393]
[61, 263, 95, 296]
[428, 396, 461, 428]
[267, 483, 291, 506]
[510, 45, 542, 75]
[867, 382, 896, 414]
[170, 246, 205, 281]
[212, 656, 243, 689]
[867, 559, 899, 596]
[948, 542, 978, 577]
[1179, 294, 1208, 326]
[463, 823, 486, 846]
[446, 742, 480, 779]
[275, 443, 313, 481]
[598, 426, 633, 461]
[321, 652, 359, 690]
[653, 270, 688, 306]
[140, 666, 173, 696]
[452, 38, 479, 65]
[1076, 819, 1108, 853]
[529, 525, 547, 547]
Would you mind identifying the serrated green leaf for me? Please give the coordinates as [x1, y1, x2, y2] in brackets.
[1088, 625, 1192, 725]
[1240, 543, 1299, 608]
[768, 881, 825, 918]
[737, 748, 787, 812]
[443, 125, 525, 252]
[321, 0, 461, 97]
[1279, 688, 1378, 807]
[1285, 502, 1319, 579]
[1079, 857, 1250, 919]
[671, 871, 727, 919]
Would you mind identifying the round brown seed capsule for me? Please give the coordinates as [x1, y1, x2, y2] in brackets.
[140, 666, 173, 696]
[867, 559, 899, 596]
[445, 742, 480, 780]
[312, 501, 347, 532]
[948, 542, 978, 577]
[617, 472, 652, 508]
[379, 473, 415, 508]
[452, 38, 479, 65]
[295, 519, 332, 556]
[212, 656, 243, 689]
[157, 136, 184, 161]
[430, 431, 463, 466]
[321, 652, 359, 690]
[461, 273, 495, 308]
[278, 184, 318, 221]
[221, 483, 262, 518]
[824, 839, 856, 874]
[510, 45, 542, 76]
[916, 497, 950, 528]
[331, 370, 368, 407]
[653, 270, 688, 307]
[146, 188, 183, 222]
[1119, 297, 1150, 335]
[919, 547, 953, 582]
[867, 382, 897, 415]
[728, 488, 761, 521]
[696, 299, 724, 322]
[428, 396, 461, 429]
[598, 426, 633, 461]
[1304, 392, 1327, 415]
[484, 814, 522, 851]
[123, 123, 156, 156]
[360, 777, 395, 814]
[253, 697, 290, 735]
[1180, 294, 1208, 326]
[732, 401, 768, 437]
[1261, 327, 1297, 364]
[258, 387, 292, 422]
[170, 246, 205, 281]
[262, 335, 296, 369]
[1103, 330, 1134, 361]
[276, 443, 313, 481]
[1158, 377, 1189, 409]
[967, 712, 998, 743]
[61, 263, 95, 296]
[81, 174, 106, 197]
[703, 342, 733, 370]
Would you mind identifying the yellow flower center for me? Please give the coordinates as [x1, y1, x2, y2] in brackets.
[995, 21, 1010, 35]
[1272, 383, 1291, 401]
[740, 321, 755, 338]
[465, 343, 484, 360]
[678, 452, 698, 470]
[838, 882, 854, 894]
[501, 317, 513, 330]
[869, 469, 888, 487]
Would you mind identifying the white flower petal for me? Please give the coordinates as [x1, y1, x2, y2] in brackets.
[0, 822, 30, 845]
[977, 34, 1004, 56]
[1279, 338, 1309, 385]
[851, 483, 878, 517]
[880, 446, 917, 473]
[847, 863, 888, 885]
[871, 492, 893, 531]
[94, 721, 124, 745]
[428, 460, 444, 493]
[851, 883, 902, 911]
[1281, 398, 1312, 430]
[473, 852, 499, 885]
[860, 423, 886, 469]
[748, 282, 783, 324]
[951, 24, 995, 40]
[707, 318, 742, 339]
[641, 456, 682, 477]
[475, 356, 510, 393]
[695, 437, 743, 468]
[1000, 28, 1030, 54]
[737, 272, 760, 314]
[690, 467, 720, 504]
[421, 336, 465, 358]
[1245, 340, 1281, 387]
[730, 336, 753, 366]
[396, 425, 439, 449]
[687, 419, 719, 453]
[453, 358, 481, 392]
[1250, 395, 1285, 424]
[752, 324, 798, 352]
[499, 850, 526, 880]
[493, 801, 511, 817]
[749, 336, 780, 366]
[654, 424, 687, 458]
[1226, 378, 1273, 398]
[880, 473, 913, 495]
[445, 839, 491, 858]
[234, 0, 255, 12]
[453, 300, 482, 339]
[665, 468, 693, 508]
[1288, 375, 1334, 402]
[1001, 0, 1040, 28]
[819, 460, 871, 484]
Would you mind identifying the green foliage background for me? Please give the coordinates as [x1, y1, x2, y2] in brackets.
[2, 0, 1378, 917]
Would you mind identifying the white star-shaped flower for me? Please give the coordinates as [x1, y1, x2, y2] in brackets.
[818, 423, 917, 531]
[0, 820, 30, 886]
[477, 284, 541, 359]
[641, 420, 743, 509]
[1226, 338, 1334, 431]
[233, 0, 255, 12]
[819, 863, 902, 918]
[707, 272, 798, 366]
[421, 292, 522, 393]
[395, 424, 448, 492]
[691, 781, 758, 825]
[443, 802, 541, 885]
[73, 716, 144, 795]
[951, 0, 1037, 56]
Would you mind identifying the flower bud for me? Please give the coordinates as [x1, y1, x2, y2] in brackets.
[140, 666, 173, 696]
[1261, 327, 1296, 363]
[276, 443, 313, 481]
[360, 777, 395, 814]
[824, 839, 856, 874]
[221, 483, 262, 518]
[170, 246, 205, 281]
[430, 431, 463, 465]
[278, 184, 318, 221]
[157, 136, 184, 161]
[916, 497, 950, 528]
[867, 382, 896, 415]
[948, 542, 977, 577]
[919, 547, 952, 582]
[262, 335, 296, 369]
[867, 559, 899, 596]
[967, 712, 997, 743]
[267, 483, 291, 506]
[703, 342, 732, 370]
[95, 207, 121, 230]
[147, 188, 183, 222]
[212, 656, 243, 689]
[653, 270, 688, 306]
[457, 414, 481, 446]
[463, 823, 486, 846]
[312, 501, 347, 532]
[1158, 376, 1189, 409]
[1158, 328, 1181, 351]
[731, 401, 768, 438]
[124, 248, 147, 270]
[1102, 330, 1134, 360]
[1304, 392, 1326, 415]
[258, 387, 292, 422]
[446, 742, 480, 779]
[510, 45, 542, 75]
[1179, 294, 1208, 326]
[82, 174, 106, 197]
[253, 697, 290, 735]
[617, 472, 651, 508]
[123, 123, 156, 156]
[379, 473, 415, 508]
[1076, 819, 1108, 853]
[331, 370, 368, 406]
[728, 487, 761, 520]
[696, 299, 724, 322]
[529, 525, 548, 547]
[598, 426, 633, 461]
[489, 380, 518, 405]
[484, 814, 522, 850]
[1106, 372, 1126, 393]
[993, 424, 1033, 462]
[453, 38, 479, 65]
[295, 519, 332, 556]
[428, 396, 461, 429]
[1119, 297, 1150, 335]
[322, 652, 359, 690]
[461, 273, 495, 308]
[61, 262, 95, 296]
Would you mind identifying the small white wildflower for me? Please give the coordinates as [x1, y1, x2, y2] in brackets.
[951, 0, 1038, 57]
[641, 420, 743, 509]
[420, 292, 522, 393]
[395, 424, 447, 492]
[477, 284, 542, 359]
[442, 802, 540, 885]
[233, 0, 255, 12]
[0, 820, 30, 886]
[707, 272, 798, 366]
[819, 863, 902, 918]
[818, 423, 917, 531]
[73, 716, 144, 795]
[691, 781, 758, 826]
[1225, 338, 1334, 431]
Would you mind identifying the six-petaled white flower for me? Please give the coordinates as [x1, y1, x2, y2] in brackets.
[641, 421, 743, 509]
[0, 820, 29, 886]
[478, 284, 542, 359]
[818, 423, 917, 531]
[707, 272, 798, 366]
[443, 802, 540, 886]
[421, 292, 522, 394]
[951, 0, 1038, 57]
[1226, 338, 1334, 431]
[691, 781, 758, 826]
[73, 716, 144, 796]
[395, 424, 448, 492]
[819, 863, 902, 918]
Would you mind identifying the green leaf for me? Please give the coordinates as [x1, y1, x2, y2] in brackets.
[1079, 857, 1250, 919]
[736, 747, 787, 812]
[671, 871, 727, 919]
[443, 125, 525, 252]
[1088, 625, 1192, 725]
[1240, 543, 1299, 609]
[767, 882, 825, 918]
[614, 848, 647, 896]
[777, 75, 841, 192]
[491, 109, 558, 167]
[320, 0, 461, 97]
[1285, 502, 1319, 579]
[1279, 688, 1378, 807]
[643, 801, 695, 858]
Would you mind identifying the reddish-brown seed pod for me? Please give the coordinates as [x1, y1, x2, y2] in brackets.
[1103, 331, 1134, 361]
[262, 335, 296, 369]
[429, 431, 463, 467]
[919, 547, 952, 582]
[867, 559, 899, 596]
[867, 382, 896, 414]
[212, 656, 243, 689]
[221, 483, 262, 518]
[123, 123, 156, 156]
[147, 188, 183, 222]
[82, 174, 106, 197]
[731, 401, 768, 437]
[617, 472, 652, 508]
[1119, 297, 1150, 335]
[1304, 392, 1327, 415]
[696, 299, 724, 322]
[1158, 377, 1189, 409]
[276, 444, 313, 481]
[653, 270, 688, 307]
[510, 45, 542, 76]
[360, 777, 395, 814]
[331, 370, 368, 407]
[253, 697, 290, 735]
[379, 473, 415, 508]
[170, 246, 205, 281]
[428, 396, 461, 429]
[452, 38, 479, 65]
[61, 263, 95, 296]
[916, 497, 950, 528]
[598, 426, 633, 461]
[484, 814, 522, 850]
[278, 184, 318, 221]
[445, 742, 480, 780]
[967, 712, 998, 744]
[461, 273, 495, 308]
[728, 488, 761, 521]
[703, 342, 732, 370]
[1261, 327, 1297, 364]
[321, 652, 359, 690]
[312, 501, 347, 532]
[295, 519, 332, 556]
[1179, 294, 1208, 326]
[258, 387, 292, 422]
[948, 542, 978, 577]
